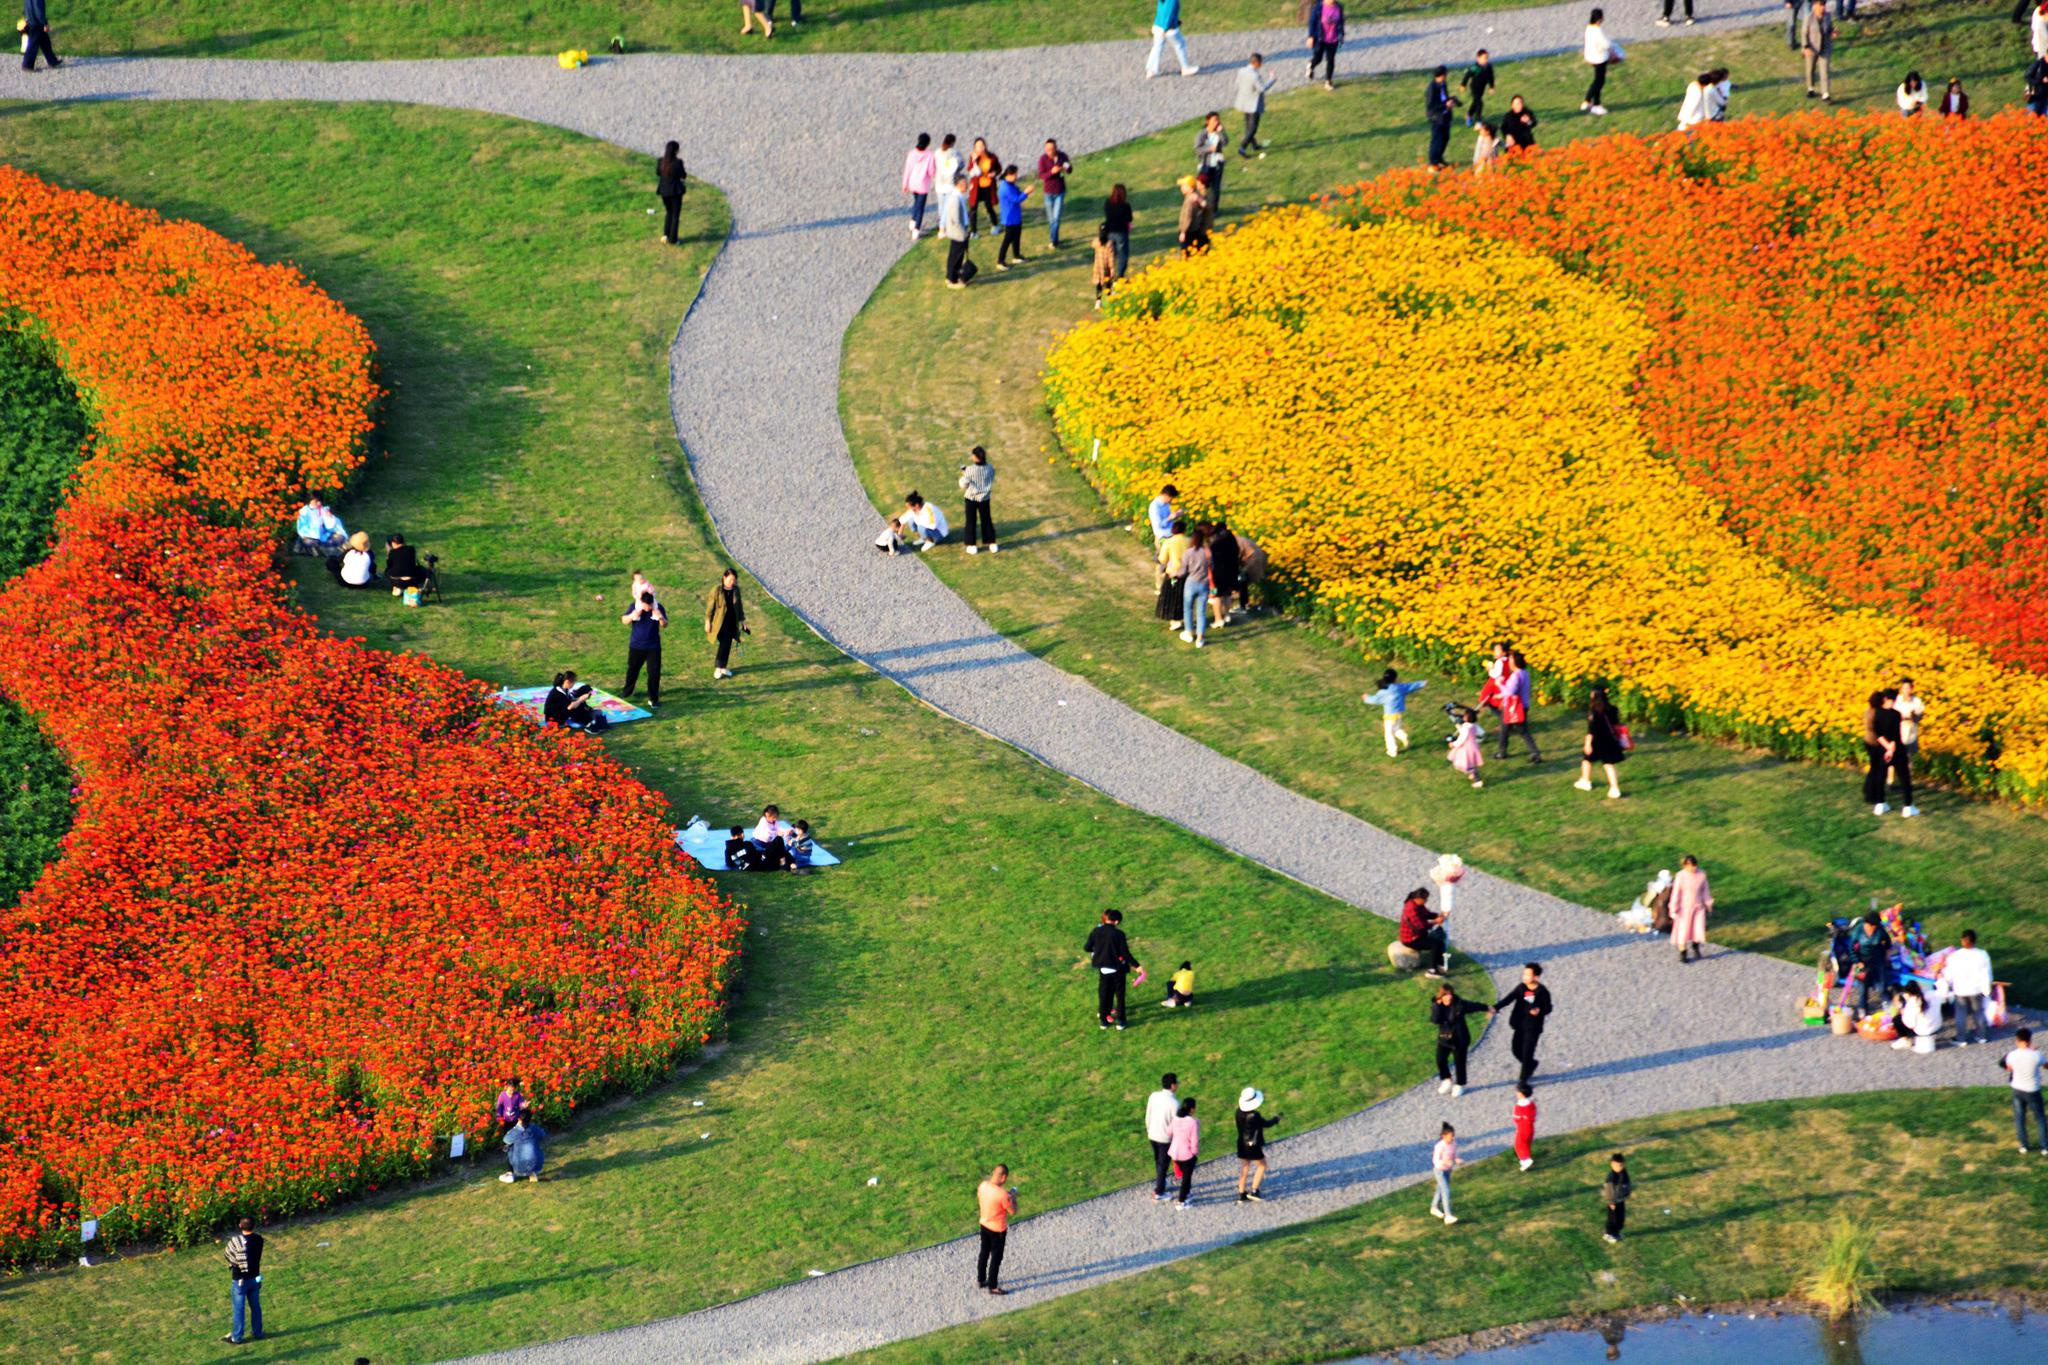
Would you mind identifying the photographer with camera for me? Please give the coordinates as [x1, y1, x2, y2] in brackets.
[384, 532, 437, 601]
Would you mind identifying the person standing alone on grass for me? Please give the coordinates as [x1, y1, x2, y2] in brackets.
[1432, 981, 1491, 1095]
[621, 589, 666, 709]
[656, 141, 688, 245]
[1429, 1122, 1460, 1224]
[1668, 854, 1712, 963]
[1460, 50, 1495, 127]
[1803, 0, 1835, 101]
[1235, 1088, 1281, 1202]
[1497, 962, 1553, 1085]
[1235, 53, 1275, 156]
[1168, 1099, 1201, 1207]
[995, 165, 1031, 270]
[1582, 9, 1622, 116]
[1087, 908, 1140, 1030]
[901, 133, 937, 239]
[1575, 686, 1626, 799]
[1036, 139, 1072, 249]
[1147, 1073, 1181, 1199]
[1147, 0, 1199, 79]
[975, 1164, 1018, 1294]
[223, 1217, 264, 1345]
[19, 0, 59, 70]
[2005, 1029, 2045, 1155]
[958, 446, 997, 553]
[1939, 930, 1993, 1045]
[1602, 1152, 1632, 1242]
[940, 173, 974, 289]
[705, 567, 746, 680]
[1307, 0, 1343, 87]
[1426, 66, 1459, 169]
[1364, 669, 1426, 757]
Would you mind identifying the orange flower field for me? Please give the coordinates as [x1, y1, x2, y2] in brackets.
[1045, 116, 2048, 802]
[0, 166, 745, 1262]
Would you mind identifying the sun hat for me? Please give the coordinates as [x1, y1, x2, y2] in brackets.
[1238, 1087, 1264, 1112]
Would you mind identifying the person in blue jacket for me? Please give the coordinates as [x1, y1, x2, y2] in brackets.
[21, 0, 61, 71]
[995, 165, 1031, 269]
[1364, 668, 1428, 757]
[1146, 0, 1198, 79]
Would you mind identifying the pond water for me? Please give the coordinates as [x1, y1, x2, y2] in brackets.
[1372, 1303, 2045, 1364]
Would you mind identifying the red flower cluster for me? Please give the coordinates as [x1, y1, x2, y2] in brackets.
[0, 167, 744, 1262]
[1331, 113, 2048, 672]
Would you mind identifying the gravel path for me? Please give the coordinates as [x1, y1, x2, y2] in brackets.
[6, 6, 2000, 1362]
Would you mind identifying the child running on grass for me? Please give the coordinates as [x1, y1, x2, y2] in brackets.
[1603, 1151, 1631, 1242]
[1512, 1082, 1537, 1170]
[1429, 1122, 1460, 1224]
[1364, 668, 1428, 757]
[1163, 960, 1196, 1008]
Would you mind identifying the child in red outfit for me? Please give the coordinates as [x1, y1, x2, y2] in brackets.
[1512, 1082, 1537, 1170]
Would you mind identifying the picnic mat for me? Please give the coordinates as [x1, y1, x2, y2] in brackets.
[493, 685, 651, 726]
[674, 818, 841, 871]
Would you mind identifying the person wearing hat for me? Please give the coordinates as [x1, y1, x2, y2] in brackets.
[1234, 1087, 1282, 1202]
[333, 529, 377, 588]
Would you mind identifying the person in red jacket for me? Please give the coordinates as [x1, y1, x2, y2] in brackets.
[1399, 887, 1449, 978]
[1512, 1082, 1537, 1170]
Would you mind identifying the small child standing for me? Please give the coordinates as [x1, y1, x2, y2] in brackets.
[1602, 1151, 1632, 1243]
[1511, 1082, 1536, 1170]
[1364, 668, 1428, 757]
[1092, 225, 1119, 307]
[1163, 960, 1196, 1007]
[1430, 1122, 1460, 1225]
[1447, 706, 1485, 788]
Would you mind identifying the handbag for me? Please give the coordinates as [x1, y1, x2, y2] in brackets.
[1615, 724, 1635, 752]
[958, 256, 979, 284]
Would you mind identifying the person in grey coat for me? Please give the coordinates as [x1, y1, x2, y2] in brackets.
[1802, 2, 1834, 100]
[958, 445, 998, 553]
[940, 174, 975, 289]
[1234, 53, 1276, 155]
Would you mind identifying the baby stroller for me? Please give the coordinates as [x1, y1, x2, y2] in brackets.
[1439, 699, 1480, 745]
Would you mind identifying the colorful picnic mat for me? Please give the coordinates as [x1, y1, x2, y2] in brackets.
[493, 685, 652, 726]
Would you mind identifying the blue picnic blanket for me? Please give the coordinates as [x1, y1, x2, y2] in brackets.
[493, 685, 651, 726]
[674, 818, 841, 871]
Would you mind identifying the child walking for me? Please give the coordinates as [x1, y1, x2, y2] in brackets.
[1092, 225, 1118, 307]
[1602, 1151, 1631, 1242]
[1364, 669, 1428, 757]
[1163, 960, 1196, 1007]
[1167, 1098, 1200, 1208]
[1429, 1122, 1460, 1224]
[1447, 706, 1485, 788]
[1511, 1082, 1537, 1170]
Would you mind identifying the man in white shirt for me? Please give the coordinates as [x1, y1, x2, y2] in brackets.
[901, 492, 949, 550]
[2003, 1028, 2045, 1155]
[1939, 929, 1993, 1045]
[1146, 1073, 1181, 1200]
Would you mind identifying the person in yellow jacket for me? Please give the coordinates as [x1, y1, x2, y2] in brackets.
[704, 567, 747, 679]
[1163, 960, 1196, 1008]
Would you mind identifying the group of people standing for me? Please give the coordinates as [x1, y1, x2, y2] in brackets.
[1146, 484, 1264, 649]
[904, 133, 1094, 289]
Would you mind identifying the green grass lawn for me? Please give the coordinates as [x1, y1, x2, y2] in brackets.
[50, 0, 1484, 61]
[0, 100, 1470, 1362]
[854, 1088, 2048, 1364]
[843, 0, 2048, 1003]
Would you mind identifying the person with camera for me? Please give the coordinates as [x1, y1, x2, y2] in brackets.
[384, 533, 433, 598]
[621, 589, 667, 708]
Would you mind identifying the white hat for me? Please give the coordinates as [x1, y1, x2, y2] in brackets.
[1238, 1087, 1264, 1112]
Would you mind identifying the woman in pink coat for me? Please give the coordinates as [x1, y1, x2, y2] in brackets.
[1669, 854, 1712, 963]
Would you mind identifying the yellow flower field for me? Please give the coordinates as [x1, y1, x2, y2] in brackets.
[1044, 208, 2048, 800]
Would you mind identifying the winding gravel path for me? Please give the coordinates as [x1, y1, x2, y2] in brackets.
[6, 5, 2002, 1361]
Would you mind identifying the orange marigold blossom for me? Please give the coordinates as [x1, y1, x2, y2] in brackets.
[1045, 202, 2048, 801]
[0, 165, 745, 1263]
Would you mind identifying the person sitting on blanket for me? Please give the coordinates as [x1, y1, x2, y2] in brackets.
[542, 671, 608, 732]
[789, 819, 816, 866]
[750, 804, 797, 871]
[724, 825, 758, 871]
[295, 497, 347, 556]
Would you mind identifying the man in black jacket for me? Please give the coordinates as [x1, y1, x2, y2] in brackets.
[1495, 962, 1554, 1084]
[1085, 909, 1140, 1031]
[21, 0, 60, 71]
[224, 1216, 265, 1344]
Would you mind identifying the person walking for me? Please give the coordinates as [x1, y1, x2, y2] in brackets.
[1167, 1098, 1201, 1206]
[656, 141, 689, 245]
[1432, 981, 1491, 1095]
[1785, 0, 1806, 53]
[1496, 652, 1541, 761]
[1034, 139, 1072, 249]
[1364, 669, 1426, 757]
[1802, 0, 1834, 101]
[1146, 1073, 1181, 1200]
[1496, 962, 1554, 1085]
[1234, 53, 1275, 155]
[1659, 0, 1694, 25]
[1307, 0, 1343, 87]
[1234, 1088, 1281, 1202]
[20, 0, 59, 71]
[1425, 66, 1459, 169]
[1179, 525, 1215, 648]
[1401, 886, 1449, 979]
[1086, 908, 1140, 1030]
[1103, 183, 1135, 278]
[940, 173, 975, 289]
[1460, 49, 1495, 127]
[1602, 1152, 1632, 1242]
[1429, 1122, 1460, 1224]
[1195, 112, 1228, 217]
[1146, 0, 1199, 78]
[1502, 94, 1539, 150]
[902, 133, 937, 239]
[1668, 854, 1712, 963]
[958, 446, 998, 553]
[1447, 706, 1486, 787]
[2004, 1029, 2045, 1155]
[704, 567, 747, 680]
[1939, 930, 1994, 1046]
[620, 589, 667, 708]
[975, 1164, 1018, 1293]
[1582, 9, 1622, 116]
[223, 1217, 265, 1345]
[995, 165, 1031, 269]
[739, 0, 775, 39]
[1575, 686, 1627, 799]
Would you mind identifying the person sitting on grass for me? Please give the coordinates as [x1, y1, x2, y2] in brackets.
[902, 491, 949, 551]
[327, 530, 377, 589]
[875, 515, 908, 555]
[1163, 960, 1195, 1008]
[501, 1106, 546, 1183]
[788, 819, 817, 866]
[294, 497, 347, 556]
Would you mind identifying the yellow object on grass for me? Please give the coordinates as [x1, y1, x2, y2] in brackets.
[557, 49, 589, 69]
